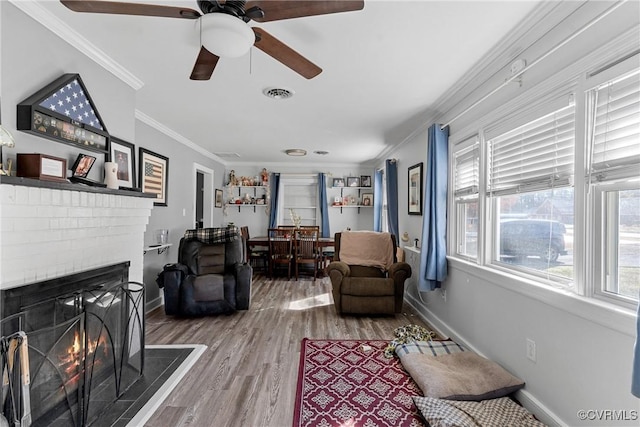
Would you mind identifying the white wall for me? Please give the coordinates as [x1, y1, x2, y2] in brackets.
[388, 2, 640, 425]
[136, 120, 226, 310]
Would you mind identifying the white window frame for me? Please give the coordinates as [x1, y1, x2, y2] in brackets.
[278, 175, 319, 226]
[591, 181, 640, 309]
[448, 50, 640, 313]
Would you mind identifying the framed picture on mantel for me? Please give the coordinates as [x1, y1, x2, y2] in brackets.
[408, 162, 423, 215]
[139, 148, 168, 206]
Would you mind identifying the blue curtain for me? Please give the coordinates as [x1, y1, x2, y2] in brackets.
[418, 124, 449, 291]
[318, 173, 330, 238]
[385, 159, 399, 242]
[268, 173, 280, 229]
[373, 169, 383, 232]
[632, 298, 640, 397]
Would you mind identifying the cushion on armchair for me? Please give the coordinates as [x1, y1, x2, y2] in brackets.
[339, 231, 395, 270]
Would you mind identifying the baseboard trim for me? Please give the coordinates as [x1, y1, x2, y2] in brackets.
[404, 294, 565, 426]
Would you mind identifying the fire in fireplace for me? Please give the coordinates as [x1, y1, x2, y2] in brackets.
[0, 262, 145, 426]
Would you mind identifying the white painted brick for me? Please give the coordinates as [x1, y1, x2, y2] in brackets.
[87, 192, 96, 207]
[40, 188, 52, 205]
[1, 186, 15, 204]
[68, 207, 93, 217]
[77, 217, 99, 228]
[95, 193, 104, 207]
[80, 191, 88, 207]
[71, 191, 80, 206]
[1, 218, 14, 232]
[62, 191, 71, 205]
[28, 187, 41, 205]
[59, 217, 79, 229]
[50, 189, 62, 205]
[15, 186, 28, 204]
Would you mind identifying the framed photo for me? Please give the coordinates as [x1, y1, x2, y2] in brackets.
[408, 162, 423, 215]
[108, 137, 136, 188]
[347, 176, 360, 187]
[70, 153, 96, 178]
[139, 147, 169, 206]
[360, 175, 372, 187]
[361, 193, 373, 207]
[332, 177, 345, 187]
[215, 189, 223, 208]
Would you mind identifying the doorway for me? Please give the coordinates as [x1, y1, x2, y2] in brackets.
[193, 163, 214, 229]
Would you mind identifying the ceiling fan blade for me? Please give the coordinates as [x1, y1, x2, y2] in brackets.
[190, 46, 220, 80]
[247, 0, 364, 22]
[60, 1, 201, 19]
[253, 28, 321, 79]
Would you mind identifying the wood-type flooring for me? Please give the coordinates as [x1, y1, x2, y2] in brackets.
[144, 273, 432, 427]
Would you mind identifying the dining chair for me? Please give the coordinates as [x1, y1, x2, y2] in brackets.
[268, 228, 294, 279]
[294, 227, 320, 281]
[240, 226, 268, 272]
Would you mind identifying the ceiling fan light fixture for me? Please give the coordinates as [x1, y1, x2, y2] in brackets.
[200, 13, 254, 58]
[285, 149, 307, 157]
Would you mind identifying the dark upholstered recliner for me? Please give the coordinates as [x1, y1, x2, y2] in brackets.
[326, 231, 411, 315]
[158, 228, 252, 316]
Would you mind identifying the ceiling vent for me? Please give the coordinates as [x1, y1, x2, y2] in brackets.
[263, 87, 294, 100]
[213, 152, 241, 158]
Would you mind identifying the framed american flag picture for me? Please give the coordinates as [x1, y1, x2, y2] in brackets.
[139, 147, 168, 206]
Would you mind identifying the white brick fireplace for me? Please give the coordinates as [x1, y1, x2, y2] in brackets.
[0, 179, 154, 291]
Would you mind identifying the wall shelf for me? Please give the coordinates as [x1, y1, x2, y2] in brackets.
[143, 243, 172, 255]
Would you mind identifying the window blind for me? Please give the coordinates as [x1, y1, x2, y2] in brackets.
[488, 105, 575, 196]
[589, 70, 640, 182]
[454, 137, 480, 197]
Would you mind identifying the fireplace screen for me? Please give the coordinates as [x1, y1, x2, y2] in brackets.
[1, 279, 144, 426]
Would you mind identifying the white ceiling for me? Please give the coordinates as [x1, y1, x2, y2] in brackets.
[34, 0, 540, 166]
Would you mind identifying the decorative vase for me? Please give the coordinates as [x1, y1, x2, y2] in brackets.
[104, 161, 118, 189]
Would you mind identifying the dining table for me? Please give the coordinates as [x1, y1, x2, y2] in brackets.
[247, 235, 335, 276]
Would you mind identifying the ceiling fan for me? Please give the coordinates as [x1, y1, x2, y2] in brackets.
[60, 0, 364, 80]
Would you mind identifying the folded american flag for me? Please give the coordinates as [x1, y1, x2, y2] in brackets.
[183, 226, 240, 244]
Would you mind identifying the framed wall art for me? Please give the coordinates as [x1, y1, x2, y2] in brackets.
[332, 177, 345, 187]
[361, 193, 373, 206]
[408, 162, 423, 215]
[108, 136, 136, 189]
[139, 147, 169, 206]
[215, 189, 223, 208]
[347, 176, 360, 187]
[360, 175, 372, 187]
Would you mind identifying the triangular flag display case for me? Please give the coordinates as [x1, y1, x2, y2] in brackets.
[17, 74, 110, 153]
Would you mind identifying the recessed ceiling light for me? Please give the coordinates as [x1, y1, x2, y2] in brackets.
[285, 149, 307, 156]
[314, 150, 329, 155]
[263, 87, 294, 100]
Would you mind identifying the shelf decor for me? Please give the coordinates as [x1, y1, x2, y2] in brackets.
[408, 162, 423, 215]
[17, 74, 110, 153]
[139, 147, 169, 206]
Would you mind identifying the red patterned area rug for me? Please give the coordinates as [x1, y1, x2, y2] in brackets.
[293, 339, 426, 427]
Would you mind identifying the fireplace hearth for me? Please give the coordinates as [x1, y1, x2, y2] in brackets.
[0, 262, 145, 426]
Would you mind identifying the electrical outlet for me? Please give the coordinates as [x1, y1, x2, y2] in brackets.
[526, 338, 536, 363]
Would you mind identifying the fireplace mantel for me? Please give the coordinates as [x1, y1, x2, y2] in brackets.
[0, 177, 154, 290]
[0, 176, 156, 198]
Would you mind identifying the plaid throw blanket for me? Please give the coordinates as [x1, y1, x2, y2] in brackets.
[183, 226, 240, 243]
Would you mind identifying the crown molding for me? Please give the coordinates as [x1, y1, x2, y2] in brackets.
[9, 0, 144, 91]
[373, 1, 573, 162]
[135, 110, 225, 164]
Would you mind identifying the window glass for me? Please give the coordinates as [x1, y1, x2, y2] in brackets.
[456, 199, 478, 258]
[600, 188, 640, 301]
[493, 188, 574, 281]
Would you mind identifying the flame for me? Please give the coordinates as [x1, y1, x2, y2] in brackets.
[61, 332, 108, 375]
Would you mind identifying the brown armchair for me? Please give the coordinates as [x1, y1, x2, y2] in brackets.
[326, 231, 411, 315]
